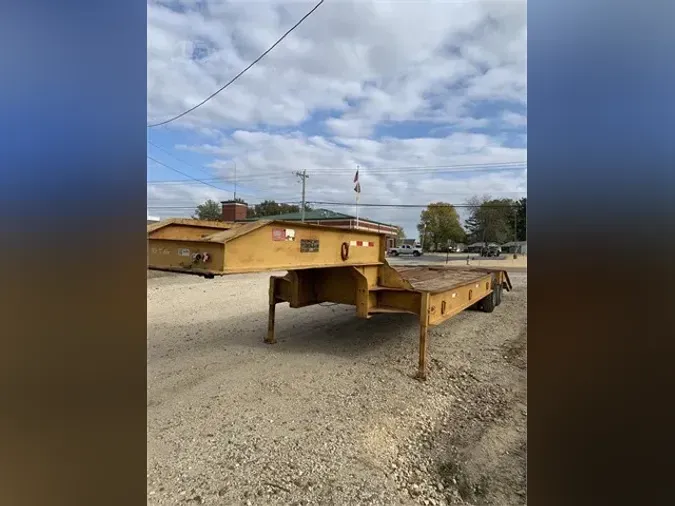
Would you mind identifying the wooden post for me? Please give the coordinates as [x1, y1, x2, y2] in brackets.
[265, 277, 277, 344]
[416, 292, 431, 380]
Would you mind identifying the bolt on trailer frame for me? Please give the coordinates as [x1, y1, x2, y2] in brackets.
[148, 219, 512, 380]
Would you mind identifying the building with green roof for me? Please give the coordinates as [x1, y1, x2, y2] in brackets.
[220, 202, 400, 249]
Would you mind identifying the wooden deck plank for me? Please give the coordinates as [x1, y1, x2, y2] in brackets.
[392, 265, 503, 293]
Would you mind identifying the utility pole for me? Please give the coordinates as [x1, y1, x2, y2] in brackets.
[233, 161, 237, 201]
[513, 207, 518, 259]
[295, 170, 309, 222]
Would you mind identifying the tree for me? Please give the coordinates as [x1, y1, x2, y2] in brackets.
[193, 199, 222, 221]
[464, 195, 515, 245]
[248, 200, 312, 218]
[512, 197, 526, 241]
[394, 226, 406, 240]
[417, 202, 465, 252]
[251, 200, 297, 217]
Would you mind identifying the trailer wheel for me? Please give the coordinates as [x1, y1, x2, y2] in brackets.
[494, 283, 503, 306]
[480, 290, 496, 313]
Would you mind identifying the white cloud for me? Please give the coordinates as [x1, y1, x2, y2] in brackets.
[147, 0, 527, 236]
[151, 130, 526, 235]
[501, 110, 527, 126]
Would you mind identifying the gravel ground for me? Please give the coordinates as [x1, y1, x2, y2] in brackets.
[147, 269, 527, 506]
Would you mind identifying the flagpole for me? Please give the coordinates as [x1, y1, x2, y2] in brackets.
[355, 165, 360, 230]
[355, 192, 360, 229]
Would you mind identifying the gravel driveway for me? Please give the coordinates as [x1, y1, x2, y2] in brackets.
[147, 269, 527, 505]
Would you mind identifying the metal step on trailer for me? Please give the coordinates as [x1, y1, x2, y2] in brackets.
[148, 219, 512, 379]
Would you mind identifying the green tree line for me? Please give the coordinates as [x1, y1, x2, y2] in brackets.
[418, 196, 526, 251]
[191, 196, 526, 251]
[193, 198, 313, 221]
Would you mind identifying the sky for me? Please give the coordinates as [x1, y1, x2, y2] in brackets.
[147, 0, 527, 238]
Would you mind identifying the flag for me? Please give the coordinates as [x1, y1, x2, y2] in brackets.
[353, 169, 361, 193]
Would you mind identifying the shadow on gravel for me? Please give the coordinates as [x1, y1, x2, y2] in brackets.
[147, 269, 181, 279]
[426, 327, 527, 505]
[269, 307, 419, 355]
[148, 303, 421, 363]
[502, 327, 527, 370]
[438, 438, 527, 505]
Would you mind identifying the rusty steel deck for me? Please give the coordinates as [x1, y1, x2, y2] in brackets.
[394, 265, 513, 293]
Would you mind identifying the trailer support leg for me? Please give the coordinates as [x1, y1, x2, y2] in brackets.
[265, 277, 277, 344]
[416, 292, 430, 380]
[416, 321, 429, 380]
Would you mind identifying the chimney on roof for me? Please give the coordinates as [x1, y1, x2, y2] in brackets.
[221, 201, 248, 222]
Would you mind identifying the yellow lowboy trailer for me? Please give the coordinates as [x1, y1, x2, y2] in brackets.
[148, 218, 512, 380]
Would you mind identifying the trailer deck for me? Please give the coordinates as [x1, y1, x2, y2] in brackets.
[148, 219, 512, 379]
[396, 265, 512, 293]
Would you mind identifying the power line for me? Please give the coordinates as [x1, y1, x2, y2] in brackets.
[147, 0, 326, 128]
[307, 161, 526, 174]
[307, 201, 522, 208]
[147, 156, 227, 192]
[148, 140, 216, 180]
[147, 193, 301, 204]
[147, 190, 271, 202]
[148, 201, 302, 210]
[147, 174, 278, 185]
[147, 201, 524, 210]
[146, 160, 527, 185]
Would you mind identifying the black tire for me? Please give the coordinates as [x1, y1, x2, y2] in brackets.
[480, 290, 496, 313]
[413, 251, 421, 257]
[494, 283, 503, 306]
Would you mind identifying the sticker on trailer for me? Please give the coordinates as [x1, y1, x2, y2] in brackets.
[178, 248, 191, 257]
[300, 239, 319, 253]
[349, 240, 375, 247]
[272, 228, 296, 241]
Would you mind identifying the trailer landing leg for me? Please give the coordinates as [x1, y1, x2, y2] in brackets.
[416, 322, 428, 380]
[265, 277, 277, 344]
[416, 292, 430, 381]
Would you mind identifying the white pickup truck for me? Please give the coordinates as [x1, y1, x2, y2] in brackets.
[388, 244, 423, 257]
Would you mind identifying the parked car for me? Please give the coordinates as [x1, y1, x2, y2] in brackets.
[447, 245, 466, 253]
[480, 245, 502, 257]
[388, 244, 423, 257]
